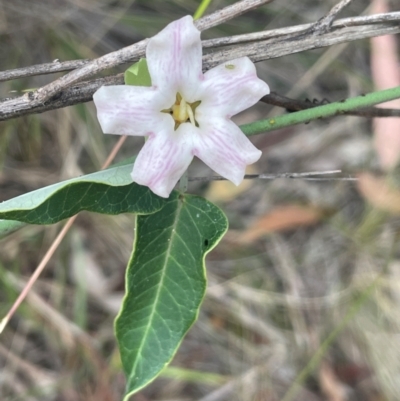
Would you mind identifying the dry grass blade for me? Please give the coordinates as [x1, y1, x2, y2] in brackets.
[371, 0, 400, 169]
[239, 205, 326, 243]
[0, 135, 127, 335]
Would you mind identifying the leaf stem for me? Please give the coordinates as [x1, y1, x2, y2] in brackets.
[179, 170, 189, 193]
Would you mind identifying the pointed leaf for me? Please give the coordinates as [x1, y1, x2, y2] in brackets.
[115, 192, 228, 399]
[0, 161, 165, 225]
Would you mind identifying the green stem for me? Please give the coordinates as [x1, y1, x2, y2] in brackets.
[194, 0, 213, 20]
[240, 86, 400, 136]
[179, 170, 188, 193]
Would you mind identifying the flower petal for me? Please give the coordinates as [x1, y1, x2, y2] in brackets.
[131, 124, 195, 198]
[146, 16, 203, 102]
[196, 57, 269, 119]
[192, 118, 262, 185]
[93, 85, 174, 136]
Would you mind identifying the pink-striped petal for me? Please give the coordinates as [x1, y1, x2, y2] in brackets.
[131, 124, 195, 198]
[192, 118, 261, 185]
[195, 57, 270, 119]
[93, 85, 174, 136]
[146, 16, 203, 102]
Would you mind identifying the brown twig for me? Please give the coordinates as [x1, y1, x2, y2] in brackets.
[194, 0, 274, 31]
[204, 12, 400, 47]
[203, 22, 400, 67]
[189, 170, 358, 182]
[2, 81, 400, 123]
[1, 17, 399, 122]
[24, 0, 273, 107]
[307, 0, 354, 35]
[1, 12, 399, 84]
[0, 59, 90, 83]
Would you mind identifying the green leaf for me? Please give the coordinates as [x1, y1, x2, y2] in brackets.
[0, 220, 26, 239]
[124, 58, 152, 87]
[115, 192, 228, 399]
[0, 162, 165, 225]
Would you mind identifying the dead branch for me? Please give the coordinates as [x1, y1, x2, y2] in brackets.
[306, 0, 354, 35]
[203, 22, 400, 66]
[1, 12, 399, 84]
[23, 0, 274, 107]
[0, 5, 399, 122]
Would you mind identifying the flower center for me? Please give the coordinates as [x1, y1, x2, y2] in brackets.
[162, 93, 200, 130]
[172, 97, 194, 124]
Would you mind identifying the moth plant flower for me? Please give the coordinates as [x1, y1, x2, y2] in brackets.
[93, 16, 270, 198]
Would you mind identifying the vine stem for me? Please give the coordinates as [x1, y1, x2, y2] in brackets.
[241, 86, 400, 136]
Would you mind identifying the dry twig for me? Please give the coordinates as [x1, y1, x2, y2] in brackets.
[1, 12, 400, 121]
[307, 0, 354, 35]
[1, 12, 399, 84]
[13, 0, 274, 106]
[189, 170, 358, 182]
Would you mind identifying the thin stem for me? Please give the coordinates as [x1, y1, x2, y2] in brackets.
[194, 0, 213, 20]
[261, 92, 400, 118]
[179, 171, 189, 192]
[241, 86, 400, 136]
[188, 170, 358, 182]
[0, 135, 127, 335]
[305, 0, 354, 36]
[0, 216, 78, 334]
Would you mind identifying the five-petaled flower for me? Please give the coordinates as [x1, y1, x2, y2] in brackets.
[93, 16, 270, 198]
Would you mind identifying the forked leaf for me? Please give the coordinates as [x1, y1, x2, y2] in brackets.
[115, 192, 228, 399]
[0, 161, 165, 226]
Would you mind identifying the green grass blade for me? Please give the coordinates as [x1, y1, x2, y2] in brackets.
[194, 0, 213, 20]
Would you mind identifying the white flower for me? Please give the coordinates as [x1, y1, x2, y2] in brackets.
[93, 16, 270, 198]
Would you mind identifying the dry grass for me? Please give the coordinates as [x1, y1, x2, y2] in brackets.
[1, 0, 400, 400]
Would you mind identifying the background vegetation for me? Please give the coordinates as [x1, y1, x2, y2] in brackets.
[1, 0, 400, 400]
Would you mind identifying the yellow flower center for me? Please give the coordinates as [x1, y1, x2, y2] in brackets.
[162, 93, 200, 130]
[172, 97, 194, 124]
